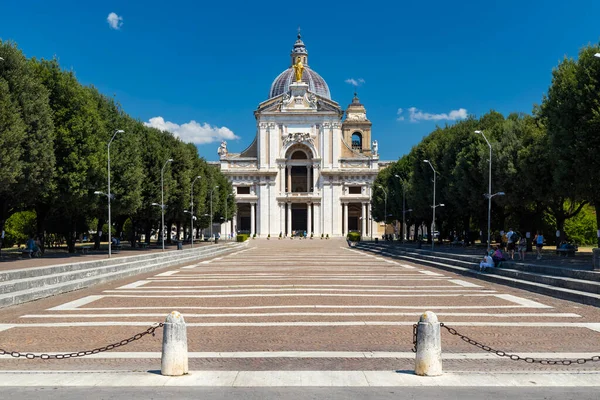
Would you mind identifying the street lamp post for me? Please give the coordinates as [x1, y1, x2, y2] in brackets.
[160, 159, 174, 251]
[210, 186, 219, 241]
[190, 175, 201, 248]
[377, 185, 388, 239]
[423, 160, 438, 250]
[394, 174, 410, 243]
[474, 130, 494, 251]
[106, 129, 124, 257]
[224, 193, 232, 240]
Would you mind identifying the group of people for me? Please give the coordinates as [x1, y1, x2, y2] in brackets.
[480, 229, 546, 271]
[25, 236, 42, 258]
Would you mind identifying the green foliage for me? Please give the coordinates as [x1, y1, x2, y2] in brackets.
[4, 211, 37, 247]
[347, 232, 361, 242]
[564, 205, 598, 245]
[236, 234, 249, 242]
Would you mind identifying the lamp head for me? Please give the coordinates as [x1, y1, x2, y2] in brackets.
[196, 175, 201, 179]
[423, 159, 430, 164]
[167, 158, 174, 162]
[440, 203, 445, 207]
[94, 191, 102, 195]
[497, 192, 505, 196]
[474, 130, 482, 134]
[115, 129, 125, 134]
[394, 174, 400, 178]
[151, 202, 160, 206]
[0, 57, 4, 61]
[595, 53, 600, 58]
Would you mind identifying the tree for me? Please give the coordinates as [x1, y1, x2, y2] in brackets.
[0, 41, 55, 249]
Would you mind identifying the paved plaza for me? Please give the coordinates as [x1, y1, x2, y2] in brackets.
[1, 239, 600, 379]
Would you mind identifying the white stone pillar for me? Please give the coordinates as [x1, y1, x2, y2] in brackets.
[307, 203, 312, 235]
[287, 166, 292, 193]
[343, 202, 348, 235]
[361, 202, 367, 238]
[287, 203, 292, 236]
[279, 167, 284, 193]
[306, 167, 310, 193]
[414, 311, 443, 376]
[312, 165, 318, 193]
[250, 202, 256, 237]
[161, 311, 188, 376]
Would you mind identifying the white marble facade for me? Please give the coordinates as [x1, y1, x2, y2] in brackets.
[219, 35, 379, 237]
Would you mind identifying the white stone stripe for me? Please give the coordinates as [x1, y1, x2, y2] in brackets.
[400, 264, 417, 269]
[494, 294, 552, 309]
[66, 305, 545, 311]
[116, 280, 149, 289]
[145, 278, 449, 282]
[0, 351, 597, 360]
[100, 293, 496, 298]
[0, 370, 599, 387]
[1, 321, 599, 328]
[449, 279, 482, 288]
[130, 285, 475, 290]
[104, 288, 495, 294]
[154, 271, 179, 277]
[48, 295, 104, 311]
[20, 312, 582, 319]
[419, 271, 445, 276]
[152, 274, 444, 278]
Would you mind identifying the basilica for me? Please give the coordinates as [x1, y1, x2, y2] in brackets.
[219, 34, 380, 238]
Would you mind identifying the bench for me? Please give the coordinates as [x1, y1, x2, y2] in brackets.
[139, 242, 149, 249]
[449, 240, 465, 247]
[21, 249, 33, 258]
[113, 244, 122, 253]
[556, 246, 578, 257]
[78, 246, 91, 255]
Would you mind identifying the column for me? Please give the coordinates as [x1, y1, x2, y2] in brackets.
[343, 202, 348, 235]
[361, 202, 367, 238]
[313, 203, 321, 236]
[287, 166, 292, 193]
[306, 167, 310, 193]
[250, 202, 256, 237]
[279, 203, 284, 235]
[313, 165, 318, 193]
[307, 203, 312, 234]
[279, 167, 284, 193]
[286, 203, 292, 236]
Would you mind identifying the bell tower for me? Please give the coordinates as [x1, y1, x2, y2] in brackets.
[342, 92, 373, 155]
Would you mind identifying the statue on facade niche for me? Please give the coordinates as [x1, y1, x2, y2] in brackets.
[218, 141, 228, 157]
[372, 140, 378, 156]
[293, 58, 304, 82]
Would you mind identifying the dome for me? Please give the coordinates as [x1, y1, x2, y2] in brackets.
[269, 67, 331, 100]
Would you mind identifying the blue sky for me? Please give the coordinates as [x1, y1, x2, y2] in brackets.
[2, 0, 600, 161]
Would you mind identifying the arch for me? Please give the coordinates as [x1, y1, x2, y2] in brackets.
[291, 150, 308, 160]
[282, 142, 317, 160]
[351, 132, 362, 151]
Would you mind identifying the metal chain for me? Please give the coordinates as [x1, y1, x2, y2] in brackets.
[0, 323, 164, 360]
[412, 324, 418, 353]
[440, 323, 600, 365]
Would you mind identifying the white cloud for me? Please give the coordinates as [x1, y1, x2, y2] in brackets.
[107, 12, 123, 30]
[345, 78, 365, 86]
[397, 107, 468, 122]
[144, 117, 239, 145]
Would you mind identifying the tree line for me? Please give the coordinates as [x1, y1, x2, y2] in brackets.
[372, 43, 600, 247]
[0, 40, 235, 253]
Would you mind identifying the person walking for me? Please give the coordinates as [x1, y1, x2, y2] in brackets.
[534, 231, 544, 260]
[506, 228, 516, 260]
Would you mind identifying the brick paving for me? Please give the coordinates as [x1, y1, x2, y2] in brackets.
[1, 238, 599, 372]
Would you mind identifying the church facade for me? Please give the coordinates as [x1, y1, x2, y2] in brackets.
[219, 34, 379, 238]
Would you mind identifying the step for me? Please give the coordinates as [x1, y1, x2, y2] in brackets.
[354, 243, 600, 307]
[0, 245, 231, 294]
[0, 243, 245, 308]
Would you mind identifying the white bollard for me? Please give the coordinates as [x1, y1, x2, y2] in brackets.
[161, 311, 188, 376]
[414, 310, 442, 376]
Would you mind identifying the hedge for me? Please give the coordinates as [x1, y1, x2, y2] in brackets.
[236, 234, 249, 242]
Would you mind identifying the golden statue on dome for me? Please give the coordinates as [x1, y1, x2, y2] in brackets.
[293, 57, 304, 82]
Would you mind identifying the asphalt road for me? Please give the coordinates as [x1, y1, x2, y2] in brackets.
[2, 387, 596, 400]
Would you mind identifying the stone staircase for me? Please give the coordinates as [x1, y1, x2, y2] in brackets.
[354, 242, 600, 307]
[0, 242, 246, 308]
